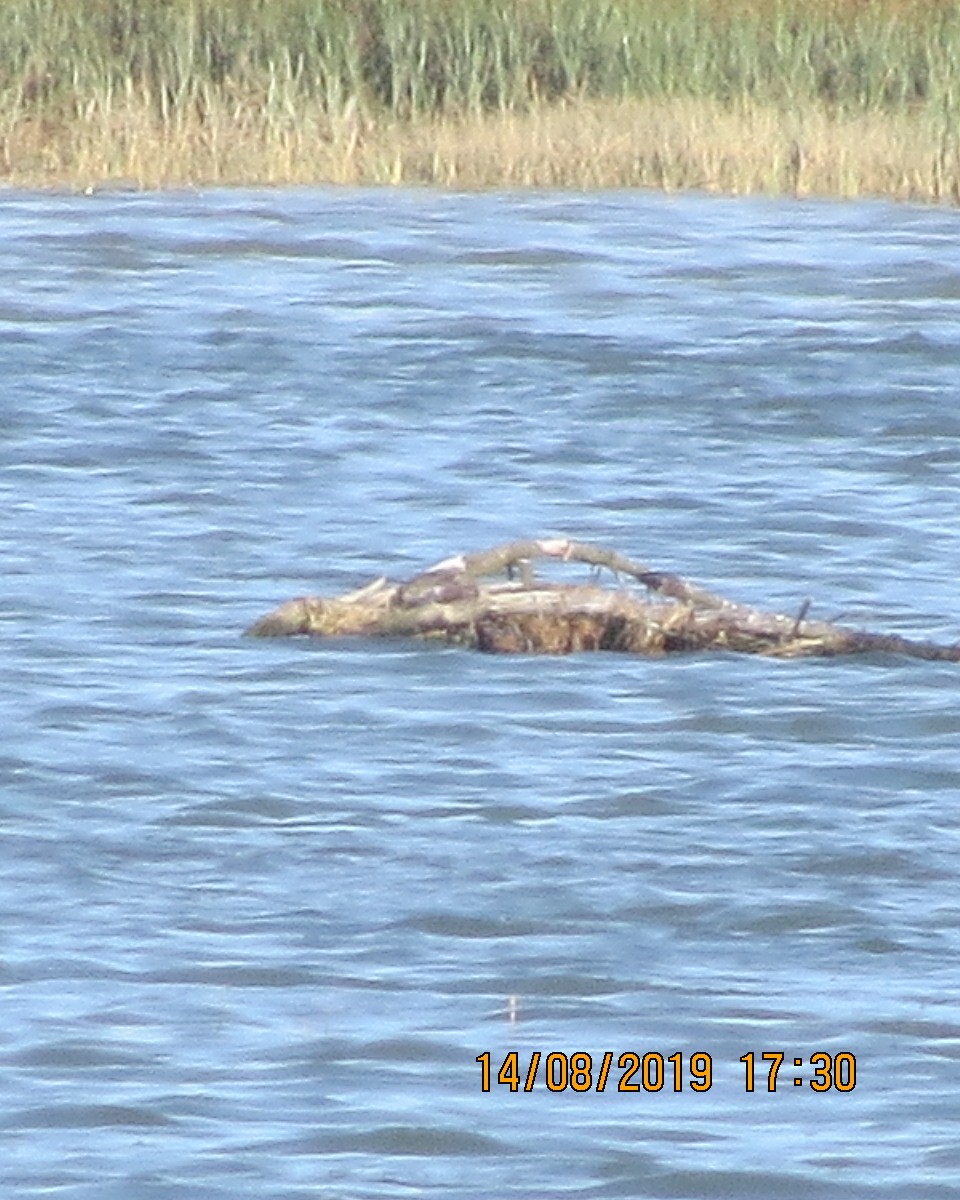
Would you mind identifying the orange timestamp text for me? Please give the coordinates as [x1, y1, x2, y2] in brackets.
[475, 1050, 856, 1093]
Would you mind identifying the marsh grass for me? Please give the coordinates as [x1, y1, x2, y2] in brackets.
[3, 0, 960, 198]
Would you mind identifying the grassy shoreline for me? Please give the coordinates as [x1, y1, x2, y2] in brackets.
[4, 0, 960, 200]
[10, 96, 958, 202]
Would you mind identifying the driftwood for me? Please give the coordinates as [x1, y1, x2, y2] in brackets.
[246, 537, 960, 662]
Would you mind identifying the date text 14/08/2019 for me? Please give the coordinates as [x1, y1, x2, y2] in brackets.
[475, 1051, 856, 1094]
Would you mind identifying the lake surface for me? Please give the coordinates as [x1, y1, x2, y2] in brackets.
[3, 185, 960, 1199]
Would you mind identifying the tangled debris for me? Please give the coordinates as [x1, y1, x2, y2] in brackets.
[247, 537, 960, 661]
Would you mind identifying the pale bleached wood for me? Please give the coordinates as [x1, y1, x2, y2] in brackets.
[246, 538, 960, 662]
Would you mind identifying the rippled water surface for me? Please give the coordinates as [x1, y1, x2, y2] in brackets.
[4, 186, 960, 1199]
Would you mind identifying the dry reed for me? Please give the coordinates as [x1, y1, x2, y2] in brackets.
[3, 0, 960, 200]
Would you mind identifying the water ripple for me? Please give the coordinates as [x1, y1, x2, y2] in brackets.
[3, 187, 960, 1199]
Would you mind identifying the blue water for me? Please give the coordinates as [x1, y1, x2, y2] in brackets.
[4, 186, 960, 1199]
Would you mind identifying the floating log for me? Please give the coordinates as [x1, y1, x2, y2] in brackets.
[246, 537, 960, 662]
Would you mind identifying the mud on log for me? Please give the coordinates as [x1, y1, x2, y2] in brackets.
[246, 538, 960, 662]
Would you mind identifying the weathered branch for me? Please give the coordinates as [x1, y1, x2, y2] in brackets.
[246, 538, 960, 662]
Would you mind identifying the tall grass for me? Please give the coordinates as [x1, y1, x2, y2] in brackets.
[2, 0, 960, 196]
[6, 0, 960, 116]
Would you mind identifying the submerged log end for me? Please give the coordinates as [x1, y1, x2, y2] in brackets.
[245, 597, 327, 637]
[246, 590, 398, 638]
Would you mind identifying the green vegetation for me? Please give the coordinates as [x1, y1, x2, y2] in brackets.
[6, 0, 960, 118]
[2, 0, 960, 196]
